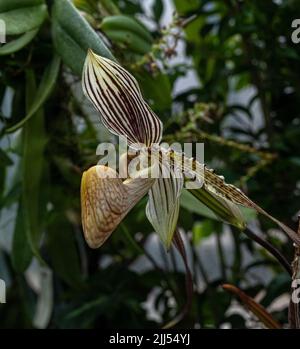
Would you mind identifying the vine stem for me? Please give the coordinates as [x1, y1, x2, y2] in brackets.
[243, 227, 292, 276]
[163, 229, 193, 329]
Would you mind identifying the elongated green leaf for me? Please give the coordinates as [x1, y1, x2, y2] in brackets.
[22, 69, 47, 264]
[12, 201, 33, 272]
[0, 167, 5, 202]
[46, 215, 82, 288]
[181, 189, 219, 220]
[101, 15, 153, 43]
[102, 29, 152, 54]
[187, 187, 246, 230]
[0, 0, 44, 12]
[6, 55, 60, 133]
[52, 0, 114, 75]
[0, 2, 47, 35]
[201, 167, 300, 246]
[182, 188, 256, 226]
[0, 184, 21, 209]
[185, 160, 300, 246]
[137, 72, 172, 112]
[100, 15, 153, 54]
[65, 296, 109, 320]
[0, 29, 39, 56]
[0, 148, 13, 166]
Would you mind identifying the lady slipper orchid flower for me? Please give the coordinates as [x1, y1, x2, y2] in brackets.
[81, 49, 300, 250]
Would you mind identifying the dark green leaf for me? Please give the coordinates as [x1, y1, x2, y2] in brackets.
[152, 0, 164, 22]
[0, 29, 39, 55]
[22, 69, 47, 264]
[0, 0, 47, 35]
[46, 214, 83, 288]
[52, 0, 114, 75]
[6, 55, 61, 133]
[12, 201, 33, 272]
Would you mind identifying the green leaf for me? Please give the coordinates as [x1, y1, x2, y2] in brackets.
[186, 187, 246, 230]
[12, 201, 33, 273]
[192, 220, 214, 244]
[22, 69, 47, 264]
[6, 55, 61, 133]
[46, 214, 83, 288]
[202, 167, 300, 246]
[52, 0, 114, 75]
[183, 179, 256, 227]
[0, 148, 13, 166]
[152, 0, 164, 22]
[65, 296, 109, 320]
[0, 0, 44, 12]
[137, 72, 172, 111]
[239, 206, 257, 222]
[0, 167, 5, 201]
[0, 184, 21, 209]
[0, 1, 47, 35]
[100, 15, 153, 43]
[181, 189, 219, 220]
[0, 28, 39, 55]
[74, 0, 120, 16]
[102, 29, 152, 55]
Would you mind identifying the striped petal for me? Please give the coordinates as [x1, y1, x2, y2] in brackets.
[82, 49, 162, 147]
[189, 187, 246, 230]
[146, 167, 184, 249]
[81, 165, 153, 248]
[183, 155, 300, 246]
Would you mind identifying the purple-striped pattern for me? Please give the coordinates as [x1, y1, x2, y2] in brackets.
[82, 50, 162, 147]
[146, 165, 183, 249]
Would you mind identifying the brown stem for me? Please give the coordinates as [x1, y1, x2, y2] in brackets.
[244, 228, 292, 276]
[163, 229, 193, 328]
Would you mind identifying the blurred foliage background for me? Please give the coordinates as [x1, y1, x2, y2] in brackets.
[0, 0, 300, 329]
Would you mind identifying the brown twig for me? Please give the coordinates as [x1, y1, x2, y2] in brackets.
[163, 229, 193, 328]
[243, 227, 292, 276]
[222, 284, 281, 329]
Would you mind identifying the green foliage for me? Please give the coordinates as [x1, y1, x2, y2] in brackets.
[0, 0, 300, 329]
[0, 29, 39, 56]
[7, 56, 61, 132]
[0, 0, 47, 35]
[52, 0, 114, 75]
[22, 69, 47, 264]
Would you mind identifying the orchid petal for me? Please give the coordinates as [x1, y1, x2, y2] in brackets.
[81, 165, 153, 248]
[146, 167, 184, 249]
[189, 187, 246, 230]
[183, 155, 300, 246]
[82, 49, 162, 147]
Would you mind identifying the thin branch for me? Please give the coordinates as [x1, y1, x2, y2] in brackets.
[243, 227, 292, 276]
[163, 229, 193, 328]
